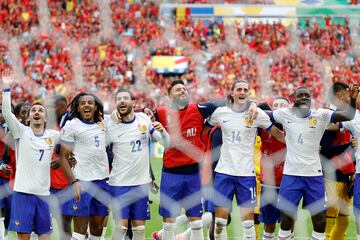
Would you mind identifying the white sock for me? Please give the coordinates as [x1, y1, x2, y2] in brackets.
[357, 234, 360, 240]
[71, 232, 85, 240]
[242, 220, 255, 239]
[263, 231, 274, 240]
[101, 227, 107, 239]
[311, 231, 325, 240]
[30, 232, 38, 240]
[0, 217, 4, 240]
[88, 234, 102, 240]
[176, 214, 189, 227]
[202, 212, 213, 229]
[190, 220, 204, 240]
[278, 229, 292, 240]
[214, 217, 227, 240]
[114, 225, 127, 240]
[162, 222, 176, 240]
[132, 225, 145, 240]
[178, 228, 191, 240]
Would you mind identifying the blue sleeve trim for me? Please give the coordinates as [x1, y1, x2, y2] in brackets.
[330, 112, 336, 123]
[269, 112, 276, 123]
[3, 89, 10, 92]
[205, 121, 214, 128]
[150, 128, 155, 135]
[339, 122, 343, 129]
[265, 123, 273, 131]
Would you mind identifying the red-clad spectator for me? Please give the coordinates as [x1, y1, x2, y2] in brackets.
[0, 44, 12, 73]
[48, 0, 101, 40]
[270, 54, 323, 101]
[111, 0, 162, 45]
[207, 50, 259, 96]
[177, 18, 225, 50]
[20, 36, 73, 95]
[332, 57, 360, 84]
[237, 20, 289, 54]
[82, 40, 135, 92]
[300, 17, 351, 59]
[0, 0, 38, 36]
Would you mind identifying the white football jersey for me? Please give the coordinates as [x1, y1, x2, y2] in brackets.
[2, 91, 60, 196]
[208, 107, 272, 176]
[61, 118, 109, 181]
[106, 113, 163, 186]
[272, 108, 334, 176]
[342, 110, 360, 173]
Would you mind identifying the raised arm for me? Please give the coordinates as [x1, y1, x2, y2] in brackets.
[151, 121, 170, 148]
[332, 85, 359, 123]
[1, 69, 24, 139]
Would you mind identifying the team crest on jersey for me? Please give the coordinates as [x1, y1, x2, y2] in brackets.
[138, 124, 147, 132]
[15, 220, 20, 226]
[308, 117, 317, 128]
[244, 117, 253, 128]
[45, 137, 53, 145]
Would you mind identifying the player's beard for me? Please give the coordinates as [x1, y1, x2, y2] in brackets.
[174, 96, 189, 109]
[118, 105, 132, 117]
[293, 100, 311, 117]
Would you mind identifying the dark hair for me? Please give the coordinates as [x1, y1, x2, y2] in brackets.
[331, 82, 348, 95]
[52, 95, 67, 104]
[69, 92, 104, 122]
[14, 102, 31, 117]
[167, 79, 185, 95]
[115, 88, 135, 100]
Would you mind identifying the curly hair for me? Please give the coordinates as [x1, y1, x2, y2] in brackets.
[69, 92, 104, 123]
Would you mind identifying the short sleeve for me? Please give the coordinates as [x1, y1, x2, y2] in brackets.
[272, 108, 285, 125]
[60, 121, 75, 145]
[207, 108, 221, 127]
[255, 108, 273, 130]
[341, 121, 352, 133]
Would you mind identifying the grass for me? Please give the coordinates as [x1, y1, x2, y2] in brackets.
[7, 157, 359, 239]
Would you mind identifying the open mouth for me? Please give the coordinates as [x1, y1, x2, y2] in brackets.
[33, 115, 41, 121]
[118, 105, 127, 111]
[83, 109, 92, 114]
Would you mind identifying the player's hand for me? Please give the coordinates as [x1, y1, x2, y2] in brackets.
[152, 121, 164, 133]
[349, 84, 359, 100]
[352, 138, 358, 149]
[51, 158, 60, 170]
[144, 108, 155, 122]
[110, 110, 121, 123]
[1, 68, 14, 89]
[68, 153, 77, 167]
[247, 101, 258, 121]
[151, 181, 159, 194]
[72, 181, 81, 202]
[0, 164, 12, 175]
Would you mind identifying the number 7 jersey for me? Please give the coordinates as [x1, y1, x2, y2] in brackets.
[272, 108, 334, 176]
[61, 118, 109, 181]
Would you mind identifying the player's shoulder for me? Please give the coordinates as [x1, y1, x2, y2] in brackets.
[312, 108, 333, 121]
[45, 129, 61, 139]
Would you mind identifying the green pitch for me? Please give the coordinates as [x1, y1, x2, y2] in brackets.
[7, 157, 359, 239]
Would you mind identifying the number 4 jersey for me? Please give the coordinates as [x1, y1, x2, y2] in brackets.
[61, 118, 109, 181]
[208, 106, 273, 177]
[271, 108, 334, 176]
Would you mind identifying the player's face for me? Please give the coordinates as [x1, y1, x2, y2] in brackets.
[272, 99, 289, 110]
[231, 82, 249, 105]
[29, 105, 46, 126]
[115, 92, 134, 117]
[77, 95, 97, 122]
[294, 88, 311, 110]
[169, 84, 189, 107]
